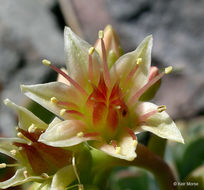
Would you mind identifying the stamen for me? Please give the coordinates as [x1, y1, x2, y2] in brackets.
[126, 128, 137, 140]
[0, 163, 6, 168]
[60, 109, 66, 116]
[98, 30, 111, 88]
[41, 173, 49, 179]
[116, 146, 121, 154]
[133, 140, 137, 147]
[17, 132, 32, 144]
[124, 58, 142, 84]
[50, 97, 58, 104]
[28, 124, 37, 133]
[10, 149, 17, 156]
[157, 105, 167, 112]
[72, 153, 81, 184]
[57, 101, 78, 109]
[128, 66, 173, 104]
[78, 184, 84, 190]
[66, 110, 85, 117]
[23, 170, 29, 178]
[138, 110, 158, 122]
[77, 132, 84, 137]
[88, 47, 95, 81]
[42, 59, 88, 96]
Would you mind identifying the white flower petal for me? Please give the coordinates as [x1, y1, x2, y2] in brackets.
[95, 134, 137, 161]
[136, 102, 184, 143]
[111, 35, 152, 94]
[0, 167, 43, 189]
[64, 27, 101, 86]
[39, 120, 96, 147]
[51, 165, 75, 190]
[4, 99, 47, 130]
[21, 82, 80, 119]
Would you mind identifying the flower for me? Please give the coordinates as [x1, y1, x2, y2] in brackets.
[21, 25, 184, 161]
[0, 99, 76, 189]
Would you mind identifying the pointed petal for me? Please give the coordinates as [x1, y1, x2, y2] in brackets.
[95, 134, 137, 161]
[0, 167, 43, 189]
[4, 99, 47, 130]
[50, 165, 75, 190]
[111, 35, 152, 93]
[0, 138, 26, 161]
[136, 102, 184, 143]
[64, 27, 101, 86]
[21, 82, 80, 119]
[39, 120, 96, 147]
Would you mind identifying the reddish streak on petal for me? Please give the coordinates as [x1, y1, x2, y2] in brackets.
[97, 74, 108, 97]
[126, 128, 137, 140]
[124, 64, 139, 84]
[107, 106, 118, 131]
[57, 101, 78, 109]
[109, 82, 121, 101]
[92, 102, 106, 126]
[83, 132, 100, 138]
[91, 85, 106, 102]
[88, 54, 93, 81]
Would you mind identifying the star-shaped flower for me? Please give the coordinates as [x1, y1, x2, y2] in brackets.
[0, 99, 75, 189]
[21, 25, 184, 161]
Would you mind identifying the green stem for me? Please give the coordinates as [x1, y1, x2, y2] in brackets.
[91, 144, 177, 190]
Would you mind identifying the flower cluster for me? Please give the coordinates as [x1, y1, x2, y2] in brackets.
[0, 25, 184, 189]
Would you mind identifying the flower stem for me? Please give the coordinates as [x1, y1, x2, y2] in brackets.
[91, 144, 177, 190]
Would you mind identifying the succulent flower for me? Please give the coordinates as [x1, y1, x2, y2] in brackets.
[20, 25, 184, 161]
[0, 99, 76, 189]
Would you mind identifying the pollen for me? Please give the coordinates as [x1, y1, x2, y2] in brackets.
[98, 30, 104, 39]
[60, 109, 66, 116]
[77, 132, 84, 137]
[165, 66, 173, 74]
[42, 59, 51, 66]
[10, 149, 17, 156]
[0, 163, 6, 168]
[157, 105, 167, 113]
[116, 146, 121, 154]
[133, 140, 137, 147]
[89, 47, 95, 55]
[137, 58, 142, 65]
[23, 170, 29, 178]
[50, 97, 58, 104]
[28, 124, 37, 133]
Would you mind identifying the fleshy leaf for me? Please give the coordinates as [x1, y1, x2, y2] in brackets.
[39, 120, 97, 147]
[50, 165, 75, 190]
[0, 167, 43, 189]
[4, 99, 47, 130]
[64, 27, 101, 86]
[95, 134, 137, 161]
[110, 35, 152, 94]
[21, 82, 80, 119]
[136, 102, 184, 143]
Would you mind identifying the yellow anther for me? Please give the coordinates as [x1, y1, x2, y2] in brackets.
[42, 59, 51, 66]
[165, 66, 173, 74]
[98, 30, 104, 39]
[137, 58, 142, 65]
[50, 97, 57, 104]
[28, 124, 37, 133]
[133, 140, 137, 147]
[10, 149, 17, 156]
[18, 147, 23, 151]
[3, 99, 10, 106]
[115, 106, 121, 109]
[116, 146, 121, 154]
[0, 163, 6, 169]
[41, 173, 49, 179]
[17, 132, 24, 138]
[77, 132, 84, 137]
[89, 47, 95, 55]
[157, 105, 167, 113]
[60, 109, 66, 116]
[23, 170, 29, 178]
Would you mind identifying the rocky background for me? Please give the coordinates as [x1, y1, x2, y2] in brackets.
[0, 0, 204, 135]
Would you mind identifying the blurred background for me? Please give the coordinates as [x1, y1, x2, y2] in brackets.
[0, 0, 203, 189]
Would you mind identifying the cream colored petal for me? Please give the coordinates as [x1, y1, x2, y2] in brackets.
[110, 35, 152, 94]
[4, 99, 47, 130]
[0, 167, 43, 189]
[136, 102, 184, 143]
[64, 27, 101, 86]
[39, 120, 96, 147]
[21, 82, 80, 119]
[51, 165, 75, 190]
[95, 134, 137, 161]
